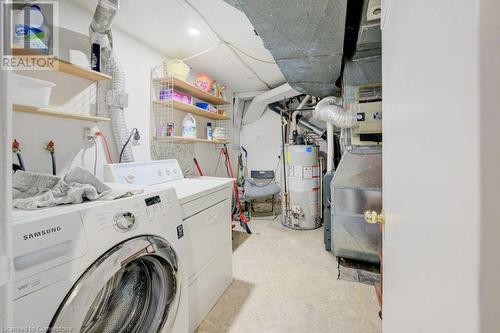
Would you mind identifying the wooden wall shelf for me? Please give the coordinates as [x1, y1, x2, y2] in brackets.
[154, 100, 230, 120]
[14, 104, 111, 122]
[155, 77, 230, 105]
[13, 49, 111, 81]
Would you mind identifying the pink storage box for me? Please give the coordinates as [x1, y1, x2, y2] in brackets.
[159, 89, 192, 105]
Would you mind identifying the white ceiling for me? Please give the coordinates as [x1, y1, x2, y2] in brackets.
[68, 0, 285, 93]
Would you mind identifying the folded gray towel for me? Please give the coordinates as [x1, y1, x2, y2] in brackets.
[12, 167, 140, 210]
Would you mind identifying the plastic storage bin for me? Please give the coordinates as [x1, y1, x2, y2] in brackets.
[165, 60, 190, 81]
[13, 74, 55, 108]
[160, 89, 192, 105]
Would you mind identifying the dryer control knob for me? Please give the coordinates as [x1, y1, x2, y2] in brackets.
[114, 212, 136, 232]
[124, 173, 136, 184]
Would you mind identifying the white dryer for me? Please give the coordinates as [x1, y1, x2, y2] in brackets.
[104, 160, 233, 333]
[12, 187, 188, 333]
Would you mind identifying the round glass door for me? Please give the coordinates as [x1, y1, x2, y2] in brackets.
[49, 236, 181, 333]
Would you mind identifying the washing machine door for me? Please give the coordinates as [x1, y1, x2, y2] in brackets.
[49, 236, 182, 333]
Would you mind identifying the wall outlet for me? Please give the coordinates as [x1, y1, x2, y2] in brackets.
[84, 127, 99, 143]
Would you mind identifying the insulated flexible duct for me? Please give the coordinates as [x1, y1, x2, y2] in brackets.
[313, 97, 355, 172]
[313, 97, 356, 129]
[91, 0, 134, 162]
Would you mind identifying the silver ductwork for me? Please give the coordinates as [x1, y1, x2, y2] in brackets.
[268, 102, 326, 140]
[313, 97, 356, 129]
[343, 0, 382, 87]
[224, 0, 347, 97]
[91, 0, 119, 34]
[330, 146, 382, 264]
[91, 0, 134, 163]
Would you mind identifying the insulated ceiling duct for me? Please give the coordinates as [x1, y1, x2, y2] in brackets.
[342, 0, 382, 87]
[224, 0, 347, 97]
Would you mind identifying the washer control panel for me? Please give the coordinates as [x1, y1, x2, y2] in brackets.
[82, 188, 181, 236]
[104, 159, 184, 186]
[113, 211, 136, 232]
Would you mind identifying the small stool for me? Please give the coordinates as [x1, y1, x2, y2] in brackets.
[244, 170, 281, 220]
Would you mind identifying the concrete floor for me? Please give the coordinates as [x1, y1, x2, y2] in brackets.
[197, 218, 382, 333]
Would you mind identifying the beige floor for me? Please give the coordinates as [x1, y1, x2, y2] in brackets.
[196, 218, 382, 333]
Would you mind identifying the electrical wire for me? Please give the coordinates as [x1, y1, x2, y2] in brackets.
[50, 151, 56, 176]
[16, 153, 25, 171]
[181, 42, 223, 62]
[45, 141, 56, 175]
[181, 40, 276, 65]
[96, 132, 113, 163]
[12, 139, 25, 171]
[182, 0, 272, 89]
[119, 128, 138, 163]
[91, 137, 98, 176]
[226, 43, 276, 64]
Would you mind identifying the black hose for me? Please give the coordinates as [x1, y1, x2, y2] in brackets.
[119, 128, 139, 163]
[50, 151, 56, 175]
[16, 153, 25, 171]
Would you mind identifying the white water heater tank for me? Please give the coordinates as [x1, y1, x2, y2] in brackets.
[282, 145, 321, 230]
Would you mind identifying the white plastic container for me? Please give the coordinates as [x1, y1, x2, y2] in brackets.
[182, 113, 197, 138]
[212, 127, 227, 141]
[13, 74, 55, 108]
[165, 60, 190, 81]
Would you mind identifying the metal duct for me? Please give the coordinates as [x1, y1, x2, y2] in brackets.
[343, 0, 382, 87]
[243, 83, 300, 125]
[268, 103, 326, 139]
[343, 56, 382, 87]
[91, 0, 134, 162]
[90, 0, 119, 34]
[224, 0, 347, 97]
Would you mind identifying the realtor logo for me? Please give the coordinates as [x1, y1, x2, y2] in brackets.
[1, 1, 59, 70]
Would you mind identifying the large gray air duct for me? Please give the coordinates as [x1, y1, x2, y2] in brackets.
[343, 0, 382, 87]
[91, 0, 134, 163]
[224, 0, 347, 97]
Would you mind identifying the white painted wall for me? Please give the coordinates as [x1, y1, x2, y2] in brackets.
[382, 0, 500, 331]
[240, 108, 282, 176]
[0, 62, 13, 329]
[13, 1, 165, 178]
[13, 1, 230, 179]
[479, 1, 500, 331]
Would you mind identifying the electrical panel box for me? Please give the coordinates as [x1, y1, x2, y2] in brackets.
[352, 101, 382, 145]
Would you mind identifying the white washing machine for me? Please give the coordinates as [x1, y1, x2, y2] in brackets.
[104, 160, 233, 333]
[12, 187, 188, 333]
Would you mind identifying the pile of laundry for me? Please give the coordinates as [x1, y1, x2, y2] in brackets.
[12, 167, 140, 210]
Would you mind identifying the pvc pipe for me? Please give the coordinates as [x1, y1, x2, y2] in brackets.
[327, 123, 334, 172]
